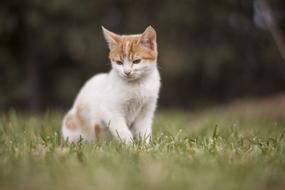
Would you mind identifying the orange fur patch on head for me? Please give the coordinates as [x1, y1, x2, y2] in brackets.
[102, 26, 158, 63]
[109, 35, 157, 62]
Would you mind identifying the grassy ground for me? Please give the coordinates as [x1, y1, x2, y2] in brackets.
[0, 97, 285, 190]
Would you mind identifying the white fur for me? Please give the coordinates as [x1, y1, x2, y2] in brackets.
[62, 59, 160, 144]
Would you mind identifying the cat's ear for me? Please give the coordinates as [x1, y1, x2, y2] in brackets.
[102, 26, 121, 49]
[140, 26, 157, 51]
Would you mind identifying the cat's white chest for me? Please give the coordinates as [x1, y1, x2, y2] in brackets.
[122, 86, 149, 126]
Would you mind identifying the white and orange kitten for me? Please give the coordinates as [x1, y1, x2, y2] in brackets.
[62, 26, 160, 144]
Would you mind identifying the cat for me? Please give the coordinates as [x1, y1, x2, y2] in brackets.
[61, 26, 160, 144]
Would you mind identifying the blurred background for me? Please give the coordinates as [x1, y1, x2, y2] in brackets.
[0, 0, 285, 113]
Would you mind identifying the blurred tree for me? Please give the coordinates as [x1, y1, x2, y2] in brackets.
[257, 0, 285, 62]
[20, 1, 41, 112]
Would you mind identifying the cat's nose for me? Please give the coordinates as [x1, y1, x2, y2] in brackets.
[124, 70, 132, 76]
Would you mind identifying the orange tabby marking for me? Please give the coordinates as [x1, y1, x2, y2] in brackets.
[109, 36, 157, 62]
[95, 124, 101, 138]
[65, 104, 89, 131]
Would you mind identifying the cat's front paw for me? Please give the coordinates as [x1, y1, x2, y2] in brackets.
[116, 133, 134, 144]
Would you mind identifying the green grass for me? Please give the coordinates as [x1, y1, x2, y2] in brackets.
[0, 101, 285, 190]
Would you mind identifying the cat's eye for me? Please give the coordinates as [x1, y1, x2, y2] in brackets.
[132, 59, 141, 64]
[115, 60, 123, 65]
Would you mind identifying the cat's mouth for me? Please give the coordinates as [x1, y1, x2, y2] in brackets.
[123, 74, 137, 81]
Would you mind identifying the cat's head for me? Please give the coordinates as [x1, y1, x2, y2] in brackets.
[102, 26, 158, 81]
